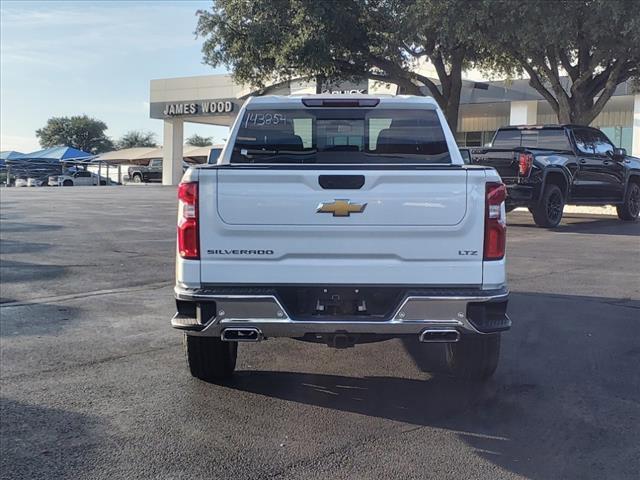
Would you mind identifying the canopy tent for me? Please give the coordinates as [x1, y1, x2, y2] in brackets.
[0, 151, 24, 168]
[95, 145, 223, 165]
[10, 146, 94, 164]
[5, 146, 96, 182]
[183, 145, 220, 158]
[0, 150, 25, 160]
[94, 147, 160, 165]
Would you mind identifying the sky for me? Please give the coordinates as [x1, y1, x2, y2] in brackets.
[0, 0, 229, 152]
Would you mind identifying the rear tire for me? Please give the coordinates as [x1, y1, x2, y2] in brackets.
[184, 335, 237, 382]
[445, 334, 500, 381]
[531, 184, 564, 228]
[132, 174, 142, 183]
[617, 181, 640, 222]
[62, 179, 73, 187]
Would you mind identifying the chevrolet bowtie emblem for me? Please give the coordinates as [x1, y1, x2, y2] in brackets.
[316, 199, 367, 217]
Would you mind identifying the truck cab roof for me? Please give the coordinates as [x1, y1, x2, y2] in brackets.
[243, 94, 440, 109]
[499, 124, 600, 131]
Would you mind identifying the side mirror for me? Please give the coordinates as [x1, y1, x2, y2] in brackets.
[612, 147, 627, 160]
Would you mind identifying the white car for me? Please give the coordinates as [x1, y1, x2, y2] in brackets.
[172, 95, 510, 383]
[14, 178, 28, 187]
[27, 177, 50, 187]
[49, 171, 103, 186]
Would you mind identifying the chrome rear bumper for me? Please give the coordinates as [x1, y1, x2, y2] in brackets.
[173, 286, 510, 338]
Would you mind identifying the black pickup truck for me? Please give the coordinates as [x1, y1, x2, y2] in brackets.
[128, 159, 163, 183]
[470, 125, 640, 227]
[128, 159, 194, 183]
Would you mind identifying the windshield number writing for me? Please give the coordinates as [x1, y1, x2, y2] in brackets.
[244, 112, 287, 128]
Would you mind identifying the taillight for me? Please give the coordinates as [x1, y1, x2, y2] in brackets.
[177, 181, 199, 259]
[484, 182, 506, 261]
[518, 152, 533, 176]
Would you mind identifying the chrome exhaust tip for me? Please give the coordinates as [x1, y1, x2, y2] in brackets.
[221, 327, 263, 342]
[419, 329, 460, 343]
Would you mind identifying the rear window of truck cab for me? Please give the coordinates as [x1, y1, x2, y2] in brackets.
[230, 108, 451, 164]
[492, 128, 571, 151]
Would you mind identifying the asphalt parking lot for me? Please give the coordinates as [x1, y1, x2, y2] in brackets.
[1, 186, 639, 480]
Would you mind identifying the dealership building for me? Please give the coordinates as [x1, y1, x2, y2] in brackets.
[149, 74, 639, 185]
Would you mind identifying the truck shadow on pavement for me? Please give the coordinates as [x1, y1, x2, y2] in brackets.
[228, 370, 490, 425]
[225, 367, 636, 478]
[224, 291, 640, 479]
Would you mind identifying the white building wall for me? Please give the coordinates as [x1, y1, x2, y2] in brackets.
[162, 119, 184, 186]
[509, 101, 538, 125]
[150, 75, 248, 103]
[458, 114, 510, 133]
[289, 78, 316, 95]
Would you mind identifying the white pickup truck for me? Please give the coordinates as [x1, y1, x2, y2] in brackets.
[172, 95, 510, 382]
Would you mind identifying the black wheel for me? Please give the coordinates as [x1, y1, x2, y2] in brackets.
[617, 181, 640, 222]
[184, 335, 237, 382]
[132, 174, 143, 183]
[445, 334, 500, 381]
[531, 184, 564, 228]
[62, 179, 73, 187]
[100, 180, 107, 186]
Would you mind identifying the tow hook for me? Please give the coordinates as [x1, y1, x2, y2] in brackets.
[327, 333, 357, 349]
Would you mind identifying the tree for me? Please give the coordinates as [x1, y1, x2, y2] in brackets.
[36, 115, 113, 153]
[186, 134, 213, 147]
[481, 0, 640, 125]
[35, 115, 113, 153]
[116, 130, 157, 149]
[196, 0, 489, 131]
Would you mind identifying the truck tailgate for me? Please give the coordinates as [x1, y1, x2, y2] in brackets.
[217, 169, 467, 226]
[198, 167, 487, 286]
[471, 149, 519, 179]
